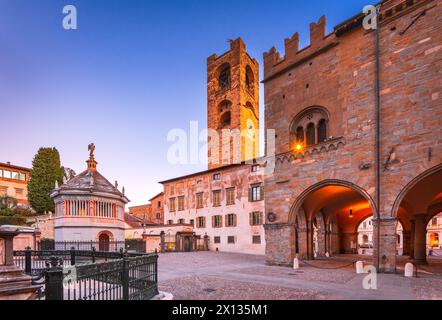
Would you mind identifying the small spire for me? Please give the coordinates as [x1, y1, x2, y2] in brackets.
[86, 143, 98, 171]
[54, 180, 59, 190]
[122, 186, 125, 195]
[115, 181, 118, 188]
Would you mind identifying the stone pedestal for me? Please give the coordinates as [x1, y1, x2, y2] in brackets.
[0, 226, 42, 300]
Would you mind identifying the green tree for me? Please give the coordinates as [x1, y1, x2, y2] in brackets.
[28, 147, 64, 214]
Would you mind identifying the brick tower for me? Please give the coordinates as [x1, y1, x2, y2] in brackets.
[206, 38, 260, 169]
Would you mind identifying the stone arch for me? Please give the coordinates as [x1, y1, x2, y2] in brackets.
[391, 163, 442, 218]
[289, 179, 377, 223]
[391, 163, 442, 264]
[97, 230, 113, 252]
[289, 179, 376, 259]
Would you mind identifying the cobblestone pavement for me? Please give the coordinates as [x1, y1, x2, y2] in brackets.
[157, 252, 442, 300]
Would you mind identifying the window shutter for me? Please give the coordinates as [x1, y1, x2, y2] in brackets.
[260, 186, 264, 200]
[234, 214, 237, 227]
[203, 217, 206, 228]
[225, 215, 228, 226]
[249, 212, 253, 226]
[212, 216, 214, 228]
[248, 188, 252, 202]
[260, 212, 263, 225]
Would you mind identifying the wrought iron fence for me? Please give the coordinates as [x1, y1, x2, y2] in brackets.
[13, 248, 158, 300]
[37, 240, 146, 253]
[47, 253, 158, 300]
[13, 248, 125, 277]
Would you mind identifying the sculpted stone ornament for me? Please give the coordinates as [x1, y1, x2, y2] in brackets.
[267, 212, 276, 223]
[88, 143, 95, 158]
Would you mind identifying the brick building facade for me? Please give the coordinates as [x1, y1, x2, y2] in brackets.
[262, 0, 441, 272]
[128, 192, 164, 224]
[154, 39, 266, 255]
[0, 162, 30, 206]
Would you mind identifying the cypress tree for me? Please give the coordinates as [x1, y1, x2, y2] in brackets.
[28, 147, 64, 214]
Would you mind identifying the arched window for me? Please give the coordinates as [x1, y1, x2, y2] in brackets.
[317, 119, 327, 143]
[218, 63, 231, 90]
[245, 65, 254, 94]
[296, 127, 304, 144]
[220, 112, 231, 129]
[306, 123, 315, 146]
[363, 235, 369, 244]
[289, 106, 330, 150]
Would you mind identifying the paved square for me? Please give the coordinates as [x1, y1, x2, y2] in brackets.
[157, 252, 442, 300]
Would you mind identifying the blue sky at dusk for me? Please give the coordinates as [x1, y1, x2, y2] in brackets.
[1, 0, 370, 206]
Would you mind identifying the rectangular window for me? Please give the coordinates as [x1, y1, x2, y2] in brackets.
[178, 196, 185, 211]
[18, 173, 26, 181]
[15, 188, 24, 197]
[11, 172, 19, 180]
[196, 192, 204, 209]
[156, 212, 161, 220]
[212, 190, 221, 207]
[213, 173, 221, 181]
[3, 170, 11, 179]
[250, 212, 263, 226]
[169, 198, 176, 212]
[170, 186, 174, 195]
[178, 218, 185, 224]
[214, 236, 221, 244]
[197, 216, 206, 228]
[226, 187, 235, 205]
[212, 215, 222, 228]
[226, 214, 236, 227]
[249, 184, 263, 202]
[157, 201, 161, 208]
[252, 235, 261, 244]
[251, 165, 260, 172]
[0, 170, 3, 178]
[227, 236, 235, 244]
[190, 219, 194, 227]
[167, 220, 173, 225]
[432, 218, 437, 226]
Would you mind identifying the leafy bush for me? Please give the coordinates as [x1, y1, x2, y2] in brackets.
[0, 215, 27, 226]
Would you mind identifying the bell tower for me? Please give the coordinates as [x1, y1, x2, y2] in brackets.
[206, 38, 260, 169]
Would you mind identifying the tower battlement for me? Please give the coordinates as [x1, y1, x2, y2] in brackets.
[263, 16, 337, 82]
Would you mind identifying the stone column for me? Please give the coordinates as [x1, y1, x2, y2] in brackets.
[374, 218, 398, 273]
[409, 219, 415, 258]
[264, 223, 296, 266]
[160, 231, 165, 253]
[402, 230, 411, 256]
[306, 220, 314, 259]
[413, 214, 428, 265]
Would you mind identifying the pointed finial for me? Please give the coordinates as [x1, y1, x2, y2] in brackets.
[115, 181, 118, 188]
[54, 180, 59, 190]
[122, 186, 125, 195]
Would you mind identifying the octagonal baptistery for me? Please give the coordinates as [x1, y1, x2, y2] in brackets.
[50, 146, 129, 243]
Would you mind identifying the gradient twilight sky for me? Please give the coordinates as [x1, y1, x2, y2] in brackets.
[1, 0, 370, 206]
